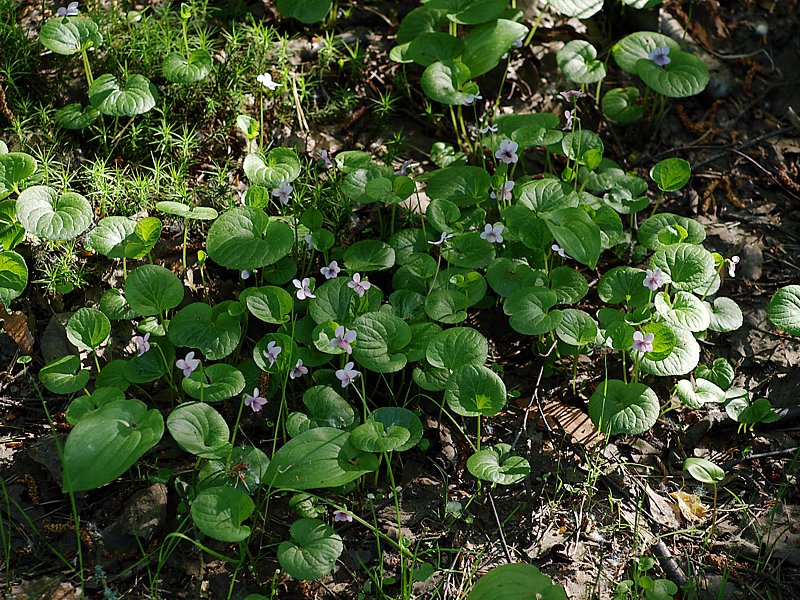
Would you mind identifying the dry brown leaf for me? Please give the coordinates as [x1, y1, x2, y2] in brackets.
[536, 400, 604, 450]
[670, 490, 709, 522]
[645, 485, 682, 529]
[1, 310, 34, 354]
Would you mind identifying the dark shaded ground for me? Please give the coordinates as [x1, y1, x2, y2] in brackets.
[1, 0, 800, 598]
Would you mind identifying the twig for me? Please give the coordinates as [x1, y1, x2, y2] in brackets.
[651, 540, 691, 589]
[513, 340, 557, 448]
[721, 446, 800, 471]
[486, 490, 513, 563]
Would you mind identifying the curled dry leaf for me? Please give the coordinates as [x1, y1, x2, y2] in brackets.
[670, 490, 709, 522]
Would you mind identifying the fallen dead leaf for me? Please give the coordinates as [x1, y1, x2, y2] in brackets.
[645, 485, 682, 529]
[535, 400, 604, 450]
[1, 309, 34, 354]
[671, 490, 709, 522]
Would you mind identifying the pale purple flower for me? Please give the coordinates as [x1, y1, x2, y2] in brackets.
[289, 359, 308, 379]
[56, 1, 79, 16]
[495, 139, 519, 164]
[728, 255, 740, 278]
[292, 277, 316, 300]
[463, 92, 482, 105]
[336, 362, 360, 388]
[330, 325, 357, 354]
[333, 510, 353, 522]
[348, 273, 371, 297]
[395, 159, 413, 176]
[564, 109, 574, 130]
[428, 231, 454, 246]
[512, 38, 524, 48]
[643, 268, 665, 291]
[244, 387, 267, 412]
[559, 90, 585, 101]
[320, 260, 341, 279]
[256, 72, 282, 90]
[632, 331, 655, 353]
[304, 233, 313, 250]
[176, 351, 200, 377]
[241, 269, 251, 280]
[263, 341, 282, 368]
[648, 45, 671, 67]
[480, 223, 504, 244]
[133, 332, 151, 356]
[272, 180, 292, 205]
[551, 243, 568, 259]
[479, 124, 498, 134]
[490, 180, 515, 202]
[317, 149, 334, 168]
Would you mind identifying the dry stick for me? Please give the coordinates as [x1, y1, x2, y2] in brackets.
[486, 490, 513, 563]
[513, 340, 558, 448]
[721, 446, 800, 471]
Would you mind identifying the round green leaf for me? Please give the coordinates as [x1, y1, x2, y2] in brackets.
[767, 285, 800, 336]
[276, 0, 332, 23]
[421, 59, 472, 105]
[704, 297, 742, 333]
[343, 239, 395, 271]
[650, 243, 715, 291]
[39, 354, 90, 394]
[467, 563, 567, 600]
[544, 207, 601, 268]
[206, 207, 294, 269]
[695, 358, 734, 391]
[0, 152, 37, 200]
[638, 213, 706, 251]
[598, 266, 649, 308]
[683, 457, 724, 484]
[287, 386, 356, 437]
[612, 31, 680, 73]
[265, 427, 379, 490]
[444, 364, 506, 417]
[675, 378, 725, 409]
[635, 50, 710, 98]
[412, 363, 451, 392]
[426, 166, 491, 207]
[370, 407, 423, 453]
[486, 258, 545, 298]
[511, 126, 564, 148]
[88, 216, 136, 258]
[277, 518, 343, 581]
[557, 40, 606, 84]
[466, 443, 530, 485]
[125, 264, 184, 317]
[65, 387, 125, 425]
[243, 147, 301, 187]
[54, 103, 100, 129]
[162, 49, 213, 84]
[426, 327, 487, 370]
[461, 19, 528, 79]
[650, 158, 691, 192]
[424, 288, 467, 324]
[350, 421, 411, 453]
[601, 87, 644, 124]
[89, 73, 157, 117]
[655, 290, 710, 333]
[504, 286, 561, 335]
[66, 307, 111, 351]
[16, 185, 92, 240]
[550, 266, 589, 304]
[0, 250, 28, 306]
[39, 16, 102, 55]
[637, 324, 700, 376]
[242, 285, 293, 324]
[167, 402, 230, 458]
[100, 288, 135, 320]
[155, 201, 218, 220]
[191, 486, 254, 542]
[517, 178, 577, 215]
[309, 276, 382, 325]
[589, 379, 659, 435]
[182, 364, 246, 402]
[406, 32, 464, 67]
[351, 311, 411, 373]
[63, 400, 164, 492]
[556, 308, 598, 347]
[168, 301, 243, 360]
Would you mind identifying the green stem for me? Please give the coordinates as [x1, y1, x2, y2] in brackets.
[182, 217, 189, 277]
[80, 49, 94, 86]
[182, 16, 190, 58]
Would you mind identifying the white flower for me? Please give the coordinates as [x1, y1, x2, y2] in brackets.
[289, 359, 308, 380]
[176, 351, 200, 377]
[335, 362, 360, 388]
[490, 180, 515, 202]
[632, 331, 654, 353]
[304, 233, 313, 250]
[241, 269, 251, 280]
[551, 243, 568, 259]
[133, 332, 150, 356]
[333, 509, 353, 522]
[428, 231, 454, 246]
[463, 92, 482, 105]
[56, 1, 79, 17]
[394, 159, 413, 175]
[292, 277, 316, 300]
[480, 223, 504, 244]
[320, 260, 341, 279]
[272, 180, 292, 205]
[564, 109, 574, 130]
[263, 341, 282, 368]
[728, 255, 740, 278]
[244, 387, 267, 412]
[330, 325, 357, 354]
[643, 268, 664, 291]
[347, 273, 371, 297]
[256, 72, 282, 91]
[479, 124, 498, 134]
[495, 139, 518, 164]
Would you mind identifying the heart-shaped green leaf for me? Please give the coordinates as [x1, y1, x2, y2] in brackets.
[265, 427, 379, 490]
[655, 291, 710, 333]
[123, 216, 162, 259]
[287, 386, 356, 437]
[421, 59, 472, 105]
[467, 563, 567, 600]
[125, 337, 175, 384]
[54, 103, 100, 129]
[557, 40, 606, 84]
[198, 445, 270, 492]
[0, 152, 37, 199]
[517, 178, 577, 215]
[0, 250, 28, 306]
[125, 264, 184, 317]
[601, 87, 644, 124]
[167, 402, 230, 458]
[767, 285, 800, 336]
[461, 19, 528, 79]
[63, 400, 163, 492]
[556, 308, 598, 347]
[168, 301, 243, 360]
[683, 457, 724, 484]
[100, 288, 135, 320]
[39, 16, 102, 54]
[545, 207, 601, 268]
[155, 201, 218, 220]
[650, 243, 715, 291]
[426, 326, 487, 371]
[504, 286, 561, 335]
[467, 443, 530, 485]
[561, 130, 604, 163]
[39, 354, 90, 394]
[675, 378, 725, 409]
[612, 31, 680, 73]
[162, 49, 213, 84]
[16, 185, 92, 240]
[598, 266, 649, 308]
[242, 285, 293, 324]
[405, 32, 464, 67]
[277, 518, 343, 580]
[89, 73, 157, 116]
[65, 387, 125, 425]
[182, 364, 246, 402]
[276, 0, 332, 23]
[66, 307, 111, 351]
[486, 258, 546, 298]
[350, 421, 411, 453]
[351, 311, 411, 373]
[309, 277, 382, 325]
[588, 379, 659, 435]
[441, 232, 495, 269]
[695, 358, 734, 391]
[550, 266, 589, 304]
[638, 213, 706, 251]
[370, 407, 423, 452]
[427, 166, 491, 207]
[88, 216, 136, 258]
[650, 158, 691, 192]
[343, 240, 395, 271]
[705, 297, 743, 333]
[206, 207, 294, 269]
[424, 288, 467, 324]
[445, 364, 506, 417]
[191, 486, 254, 542]
[636, 324, 700, 376]
[243, 147, 301, 187]
[636, 50, 710, 98]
